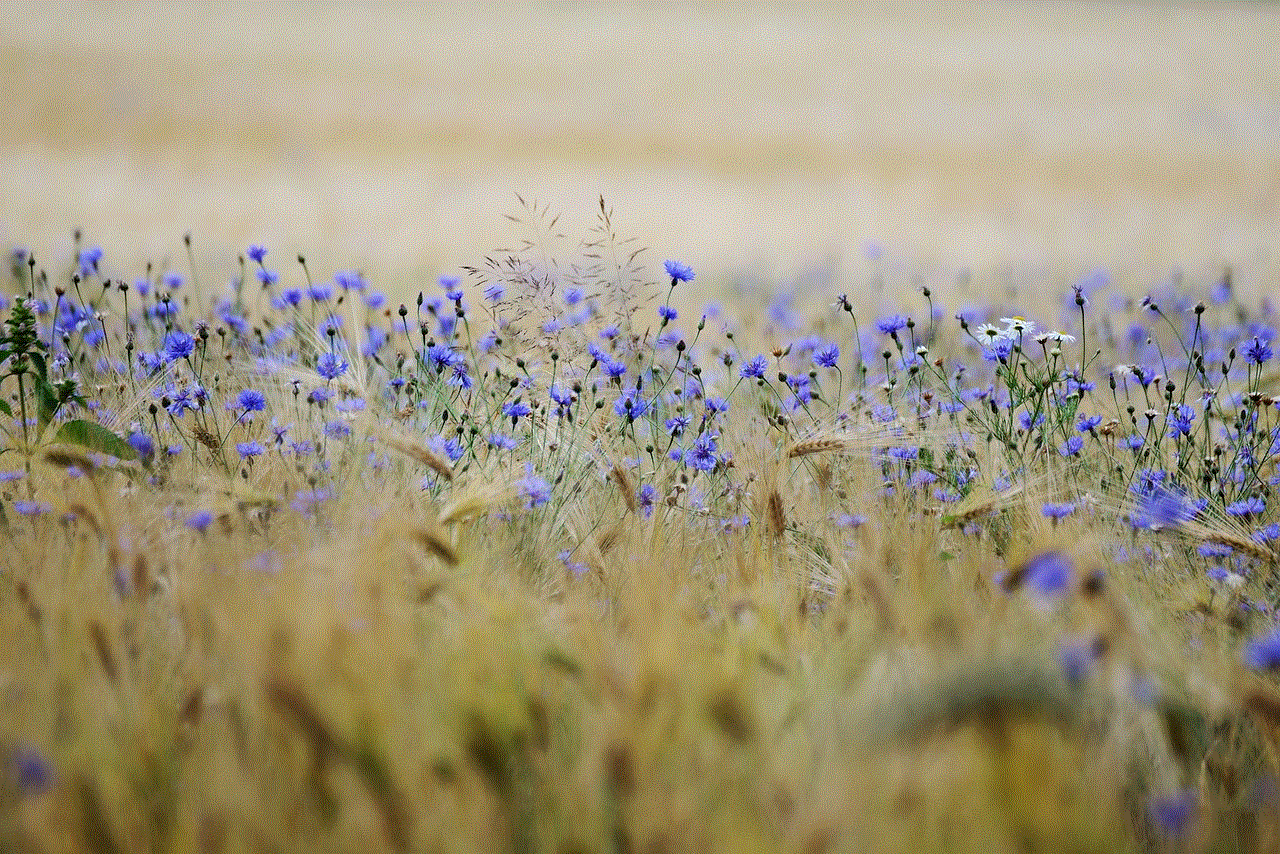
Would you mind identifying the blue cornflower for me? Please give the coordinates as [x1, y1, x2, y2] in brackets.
[1041, 501, 1076, 520]
[439, 275, 463, 301]
[77, 246, 103, 277]
[876, 314, 908, 335]
[612, 388, 650, 421]
[663, 260, 695, 282]
[186, 510, 214, 533]
[1197, 542, 1233, 558]
[664, 413, 691, 436]
[1244, 336, 1274, 366]
[1059, 641, 1096, 685]
[1245, 627, 1280, 669]
[813, 343, 840, 368]
[1227, 495, 1265, 517]
[1137, 485, 1197, 528]
[502, 400, 532, 423]
[1076, 415, 1102, 433]
[684, 432, 719, 472]
[127, 430, 155, 461]
[1148, 790, 1196, 839]
[483, 282, 505, 302]
[1058, 435, 1084, 457]
[637, 483, 656, 518]
[323, 419, 351, 439]
[9, 745, 52, 794]
[163, 271, 183, 290]
[740, 354, 769, 380]
[316, 352, 348, 380]
[1167, 403, 1196, 437]
[334, 271, 364, 291]
[237, 389, 266, 412]
[163, 330, 195, 362]
[705, 396, 729, 415]
[255, 267, 278, 287]
[425, 343, 461, 372]
[603, 359, 628, 380]
[658, 305, 678, 321]
[518, 466, 552, 508]
[236, 441, 264, 459]
[14, 500, 51, 516]
[1020, 550, 1073, 595]
[1120, 433, 1145, 451]
[247, 245, 267, 264]
[981, 339, 1013, 363]
[487, 433, 520, 451]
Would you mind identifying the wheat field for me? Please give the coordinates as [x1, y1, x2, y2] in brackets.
[3, 4, 1280, 853]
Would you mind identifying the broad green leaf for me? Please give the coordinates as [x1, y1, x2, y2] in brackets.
[54, 419, 138, 460]
[34, 377, 58, 430]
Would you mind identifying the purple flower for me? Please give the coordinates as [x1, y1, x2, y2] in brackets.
[637, 483, 656, 518]
[163, 271, 183, 290]
[127, 430, 155, 461]
[740, 354, 768, 379]
[77, 246, 103, 277]
[658, 305, 678, 321]
[316, 352, 348, 380]
[236, 441, 264, 459]
[163, 330, 195, 362]
[518, 466, 552, 508]
[501, 400, 532, 422]
[1227, 495, 1265, 517]
[8, 746, 52, 794]
[876, 314, 908, 335]
[1059, 641, 1096, 685]
[1148, 790, 1197, 839]
[247, 245, 268, 264]
[255, 267, 278, 287]
[664, 413, 691, 436]
[1076, 415, 1102, 433]
[14, 500, 51, 516]
[1132, 484, 1197, 529]
[1167, 403, 1196, 438]
[186, 510, 215, 533]
[1058, 435, 1084, 457]
[683, 432, 719, 472]
[237, 389, 266, 412]
[612, 388, 650, 421]
[1245, 627, 1280, 669]
[1041, 501, 1076, 520]
[813, 344, 840, 368]
[663, 260, 695, 282]
[1020, 550, 1073, 595]
[1244, 336, 1274, 366]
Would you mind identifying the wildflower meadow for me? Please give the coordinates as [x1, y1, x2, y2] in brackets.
[4, 198, 1280, 853]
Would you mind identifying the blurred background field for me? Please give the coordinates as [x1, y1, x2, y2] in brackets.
[1, 2, 1276, 292]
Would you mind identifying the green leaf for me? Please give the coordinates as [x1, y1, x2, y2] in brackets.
[34, 377, 58, 430]
[54, 420, 138, 460]
[0, 399, 10, 417]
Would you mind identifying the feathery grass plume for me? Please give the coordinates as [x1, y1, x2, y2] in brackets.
[437, 478, 518, 525]
[767, 488, 788, 539]
[609, 462, 638, 512]
[379, 429, 454, 481]
[787, 434, 857, 458]
[15, 579, 42, 626]
[868, 657, 1081, 742]
[411, 527, 459, 566]
[42, 444, 98, 473]
[89, 620, 119, 685]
